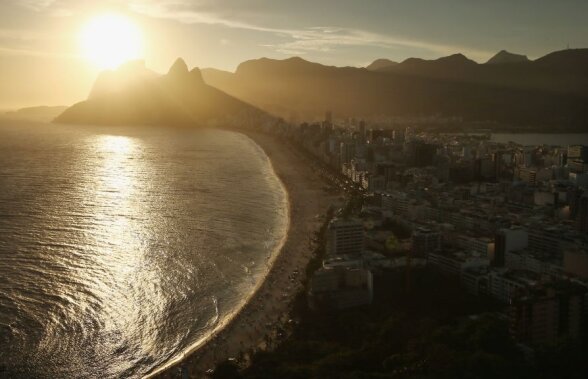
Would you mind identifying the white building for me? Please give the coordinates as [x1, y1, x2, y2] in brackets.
[487, 270, 537, 304]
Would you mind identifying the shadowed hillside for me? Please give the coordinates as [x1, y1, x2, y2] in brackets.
[202, 49, 588, 128]
[55, 58, 269, 127]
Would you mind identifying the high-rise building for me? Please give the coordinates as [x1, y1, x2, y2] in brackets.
[568, 159, 588, 174]
[322, 110, 333, 131]
[327, 218, 364, 256]
[406, 140, 436, 167]
[528, 226, 565, 257]
[518, 168, 537, 185]
[563, 249, 588, 279]
[567, 145, 588, 162]
[510, 284, 586, 346]
[325, 110, 332, 124]
[309, 266, 374, 310]
[339, 142, 356, 164]
[474, 156, 495, 181]
[412, 227, 442, 257]
[576, 193, 588, 234]
[568, 187, 584, 220]
[494, 228, 528, 267]
[492, 151, 504, 180]
[392, 129, 405, 144]
[358, 120, 366, 141]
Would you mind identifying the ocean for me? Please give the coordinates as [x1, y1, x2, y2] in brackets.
[0, 120, 288, 378]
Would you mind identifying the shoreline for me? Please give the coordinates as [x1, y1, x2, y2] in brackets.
[152, 130, 337, 378]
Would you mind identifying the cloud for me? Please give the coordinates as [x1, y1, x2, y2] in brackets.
[129, 0, 281, 32]
[0, 27, 75, 59]
[273, 27, 492, 59]
[0, 45, 77, 59]
[13, 0, 56, 11]
[3, 0, 494, 62]
[127, 0, 493, 61]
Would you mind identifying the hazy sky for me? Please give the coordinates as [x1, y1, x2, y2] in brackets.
[1, 0, 587, 108]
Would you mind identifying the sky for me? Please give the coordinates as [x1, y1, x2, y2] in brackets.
[1, 0, 587, 108]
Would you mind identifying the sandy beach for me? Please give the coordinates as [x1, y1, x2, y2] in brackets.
[153, 130, 338, 378]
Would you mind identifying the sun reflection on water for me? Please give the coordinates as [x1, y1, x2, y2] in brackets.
[97, 135, 136, 194]
[79, 134, 164, 358]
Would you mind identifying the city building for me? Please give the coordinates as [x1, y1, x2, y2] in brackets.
[494, 228, 528, 267]
[510, 283, 586, 346]
[309, 266, 374, 310]
[411, 227, 442, 257]
[428, 249, 489, 277]
[327, 217, 364, 256]
[563, 249, 588, 279]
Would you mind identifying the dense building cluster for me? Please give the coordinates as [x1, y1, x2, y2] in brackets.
[261, 112, 588, 349]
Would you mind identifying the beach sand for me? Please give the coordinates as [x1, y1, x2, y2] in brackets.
[153, 131, 338, 378]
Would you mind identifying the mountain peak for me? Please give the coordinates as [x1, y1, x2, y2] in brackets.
[190, 67, 205, 85]
[284, 56, 308, 63]
[168, 58, 189, 76]
[366, 59, 398, 71]
[437, 53, 476, 64]
[486, 50, 529, 64]
[235, 56, 325, 76]
[89, 60, 157, 99]
[55, 58, 267, 126]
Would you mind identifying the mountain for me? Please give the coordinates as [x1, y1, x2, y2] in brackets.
[366, 59, 397, 71]
[4, 105, 68, 122]
[534, 48, 588, 73]
[385, 53, 479, 82]
[201, 49, 588, 127]
[486, 50, 530, 64]
[88, 60, 157, 99]
[55, 58, 268, 126]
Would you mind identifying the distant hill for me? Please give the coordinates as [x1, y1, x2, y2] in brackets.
[4, 105, 68, 122]
[534, 48, 588, 73]
[366, 59, 397, 71]
[201, 49, 588, 127]
[485, 50, 530, 65]
[56, 58, 269, 127]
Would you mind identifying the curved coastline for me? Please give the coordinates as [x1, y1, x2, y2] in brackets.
[150, 130, 335, 378]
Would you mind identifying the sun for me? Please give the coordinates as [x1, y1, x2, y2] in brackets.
[80, 14, 144, 70]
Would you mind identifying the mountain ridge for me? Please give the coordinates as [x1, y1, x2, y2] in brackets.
[57, 48, 588, 129]
[56, 58, 269, 127]
[201, 48, 588, 126]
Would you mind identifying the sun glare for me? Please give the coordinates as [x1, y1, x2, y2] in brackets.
[80, 14, 144, 70]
